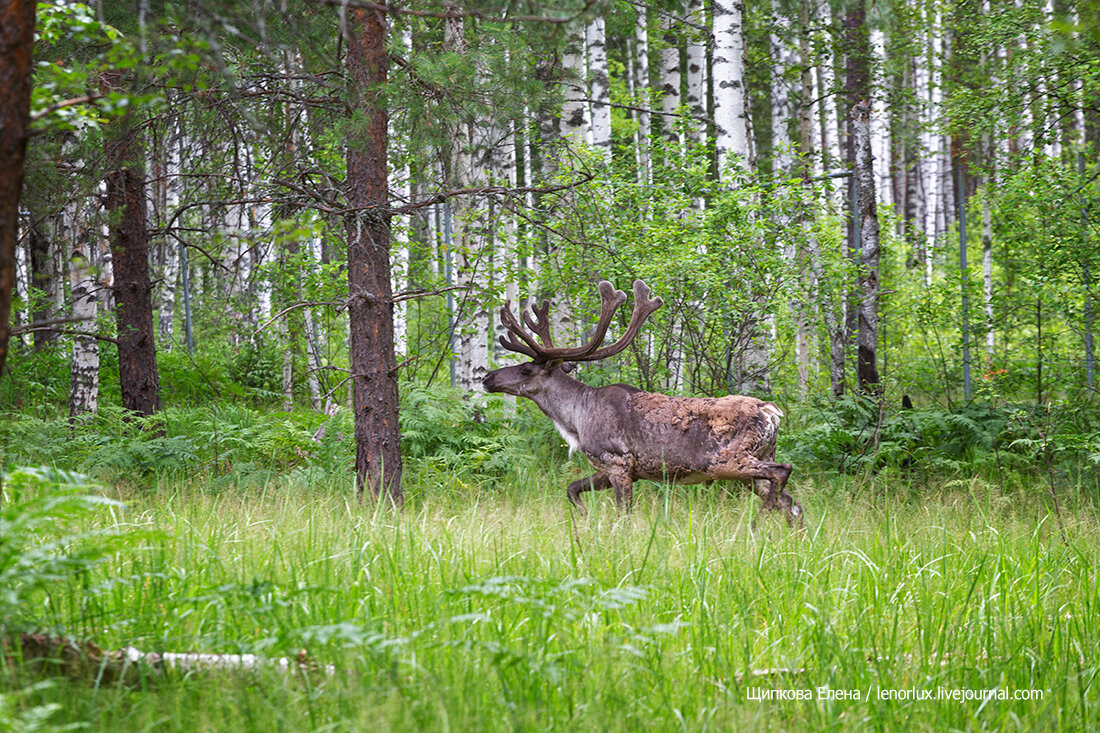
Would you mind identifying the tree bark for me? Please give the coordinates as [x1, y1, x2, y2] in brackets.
[104, 85, 161, 418]
[852, 101, 880, 393]
[561, 22, 589, 145]
[345, 6, 402, 505]
[713, 0, 749, 173]
[842, 0, 869, 375]
[157, 115, 183, 349]
[28, 216, 59, 349]
[633, 6, 651, 182]
[770, 0, 796, 177]
[445, 14, 492, 394]
[586, 16, 611, 160]
[0, 0, 37, 378]
[684, 0, 707, 150]
[660, 13, 682, 148]
[66, 185, 100, 420]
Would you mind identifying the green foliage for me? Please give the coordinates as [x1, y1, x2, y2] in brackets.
[1, 478, 1097, 730]
[400, 386, 540, 478]
[786, 396, 1100, 486]
[0, 467, 129, 632]
[0, 683, 68, 733]
[157, 345, 281, 407]
[0, 384, 561, 492]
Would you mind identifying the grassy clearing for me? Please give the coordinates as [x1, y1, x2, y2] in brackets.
[2, 472, 1099, 731]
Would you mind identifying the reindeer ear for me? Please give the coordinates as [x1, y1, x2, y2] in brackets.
[560, 362, 578, 374]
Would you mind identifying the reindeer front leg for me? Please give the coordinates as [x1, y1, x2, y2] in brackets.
[609, 473, 635, 511]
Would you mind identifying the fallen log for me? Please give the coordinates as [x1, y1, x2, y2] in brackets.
[3, 633, 334, 685]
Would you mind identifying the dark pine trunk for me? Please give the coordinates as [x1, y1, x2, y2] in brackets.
[105, 103, 161, 417]
[345, 7, 402, 505]
[0, 0, 37, 377]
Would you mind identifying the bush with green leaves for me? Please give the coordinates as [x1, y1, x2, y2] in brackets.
[782, 396, 1100, 481]
[400, 385, 542, 479]
[0, 383, 562, 493]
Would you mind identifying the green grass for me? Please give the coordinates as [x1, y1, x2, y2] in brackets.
[2, 471, 1099, 731]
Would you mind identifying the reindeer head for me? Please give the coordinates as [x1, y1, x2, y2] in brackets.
[482, 280, 663, 396]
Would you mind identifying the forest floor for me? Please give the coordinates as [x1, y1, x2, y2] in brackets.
[2, 470, 1098, 731]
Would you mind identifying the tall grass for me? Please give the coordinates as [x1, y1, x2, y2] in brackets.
[2, 471, 1097, 731]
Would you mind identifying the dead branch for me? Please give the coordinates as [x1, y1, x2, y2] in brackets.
[392, 172, 596, 215]
[9, 315, 94, 336]
[325, 0, 596, 24]
[31, 94, 102, 123]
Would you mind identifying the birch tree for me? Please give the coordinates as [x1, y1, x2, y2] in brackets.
[660, 13, 682, 147]
[445, 14, 491, 393]
[633, 6, 652, 182]
[156, 114, 182, 349]
[852, 100, 880, 393]
[586, 16, 611, 160]
[713, 0, 749, 173]
[67, 179, 100, 419]
[684, 0, 707, 150]
[561, 22, 589, 145]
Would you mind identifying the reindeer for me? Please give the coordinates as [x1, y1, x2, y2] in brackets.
[482, 280, 803, 525]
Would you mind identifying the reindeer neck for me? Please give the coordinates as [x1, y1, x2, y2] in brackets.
[526, 369, 596, 428]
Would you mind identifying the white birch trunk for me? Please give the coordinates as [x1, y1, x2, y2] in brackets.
[586, 16, 612, 161]
[94, 189, 114, 314]
[660, 14, 682, 147]
[67, 181, 101, 419]
[254, 199, 273, 326]
[870, 29, 892, 211]
[158, 115, 182, 349]
[391, 26, 413, 358]
[633, 8, 652, 183]
[713, 0, 749, 173]
[715, 0, 765, 392]
[814, 1, 841, 213]
[453, 192, 491, 393]
[447, 17, 490, 392]
[492, 115, 519, 362]
[923, 8, 946, 285]
[685, 0, 707, 150]
[795, 0, 817, 394]
[561, 23, 590, 146]
[853, 101, 881, 392]
[770, 0, 796, 176]
[302, 230, 324, 411]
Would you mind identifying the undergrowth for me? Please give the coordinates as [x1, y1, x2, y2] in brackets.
[0, 467, 1097, 731]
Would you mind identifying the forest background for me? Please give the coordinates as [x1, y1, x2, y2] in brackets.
[0, 0, 1099, 729]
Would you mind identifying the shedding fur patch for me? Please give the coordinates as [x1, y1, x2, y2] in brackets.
[761, 402, 783, 435]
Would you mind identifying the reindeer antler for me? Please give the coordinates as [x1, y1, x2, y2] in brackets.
[497, 280, 662, 363]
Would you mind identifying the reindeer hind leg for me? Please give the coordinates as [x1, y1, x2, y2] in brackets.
[567, 472, 612, 514]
